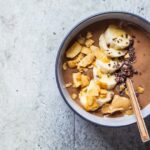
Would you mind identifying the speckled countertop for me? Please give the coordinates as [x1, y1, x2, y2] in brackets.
[0, 0, 150, 150]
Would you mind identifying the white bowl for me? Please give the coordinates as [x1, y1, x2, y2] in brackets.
[55, 12, 150, 127]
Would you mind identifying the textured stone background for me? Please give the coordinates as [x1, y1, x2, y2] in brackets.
[0, 0, 150, 150]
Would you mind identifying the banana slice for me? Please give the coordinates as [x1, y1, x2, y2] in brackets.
[104, 25, 132, 50]
[79, 80, 101, 111]
[86, 80, 101, 96]
[99, 34, 127, 58]
[91, 45, 122, 72]
[93, 67, 117, 90]
[79, 90, 100, 111]
[78, 53, 95, 67]
[66, 42, 82, 58]
[97, 91, 114, 106]
[93, 66, 102, 79]
[99, 74, 117, 90]
[95, 58, 122, 74]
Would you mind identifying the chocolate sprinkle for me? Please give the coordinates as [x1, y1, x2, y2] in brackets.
[113, 38, 117, 41]
[132, 35, 136, 38]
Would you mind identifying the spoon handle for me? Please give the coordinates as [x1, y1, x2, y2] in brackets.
[126, 78, 150, 142]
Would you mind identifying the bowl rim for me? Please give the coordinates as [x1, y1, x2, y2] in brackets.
[55, 11, 150, 127]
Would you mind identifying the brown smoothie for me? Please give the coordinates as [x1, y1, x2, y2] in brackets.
[62, 20, 150, 116]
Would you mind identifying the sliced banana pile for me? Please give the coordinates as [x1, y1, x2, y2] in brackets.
[63, 25, 133, 115]
[93, 25, 132, 91]
[99, 25, 132, 57]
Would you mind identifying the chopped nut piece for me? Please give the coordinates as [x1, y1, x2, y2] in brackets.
[65, 82, 72, 88]
[88, 64, 93, 69]
[67, 60, 77, 68]
[97, 69, 102, 78]
[99, 94, 107, 98]
[72, 72, 81, 88]
[136, 86, 144, 94]
[63, 62, 67, 70]
[95, 80, 101, 86]
[124, 53, 130, 59]
[67, 53, 84, 68]
[78, 67, 84, 73]
[81, 46, 91, 54]
[92, 61, 96, 67]
[79, 91, 100, 111]
[90, 45, 100, 52]
[72, 93, 77, 100]
[87, 80, 101, 96]
[81, 87, 87, 93]
[75, 53, 84, 62]
[78, 53, 95, 67]
[87, 101, 100, 111]
[72, 72, 90, 88]
[100, 89, 107, 95]
[66, 42, 82, 58]
[87, 96, 94, 106]
[86, 32, 93, 39]
[77, 36, 86, 45]
[85, 39, 95, 47]
[81, 74, 90, 87]
[91, 47, 108, 61]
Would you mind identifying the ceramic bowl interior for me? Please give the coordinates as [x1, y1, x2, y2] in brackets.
[56, 12, 150, 127]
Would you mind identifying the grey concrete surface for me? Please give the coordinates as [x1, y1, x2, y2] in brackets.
[0, 0, 150, 150]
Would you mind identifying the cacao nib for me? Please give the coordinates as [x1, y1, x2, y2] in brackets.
[115, 42, 138, 84]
